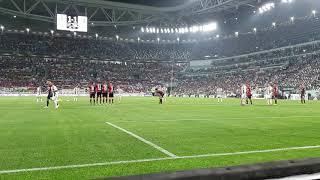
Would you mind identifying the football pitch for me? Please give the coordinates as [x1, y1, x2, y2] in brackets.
[1, 97, 320, 180]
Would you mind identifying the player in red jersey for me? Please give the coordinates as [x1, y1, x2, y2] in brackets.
[107, 82, 114, 104]
[96, 82, 102, 104]
[300, 83, 306, 104]
[246, 83, 253, 105]
[102, 81, 108, 104]
[272, 83, 279, 105]
[155, 88, 165, 104]
[88, 82, 96, 105]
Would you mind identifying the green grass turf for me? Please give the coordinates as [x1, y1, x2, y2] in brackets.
[0, 96, 320, 179]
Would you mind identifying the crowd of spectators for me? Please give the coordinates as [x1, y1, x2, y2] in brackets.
[176, 46, 320, 95]
[0, 55, 187, 93]
[0, 34, 191, 61]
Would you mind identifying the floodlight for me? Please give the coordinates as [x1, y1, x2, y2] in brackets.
[290, 16, 294, 22]
[253, 28, 257, 33]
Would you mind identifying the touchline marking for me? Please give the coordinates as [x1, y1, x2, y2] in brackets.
[105, 122, 177, 158]
[1, 145, 320, 175]
[114, 115, 320, 123]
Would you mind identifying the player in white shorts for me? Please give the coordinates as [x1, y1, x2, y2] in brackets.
[45, 81, 59, 109]
[36, 86, 43, 103]
[240, 84, 247, 105]
[116, 86, 123, 102]
[266, 83, 273, 105]
[73, 85, 79, 102]
[216, 88, 223, 103]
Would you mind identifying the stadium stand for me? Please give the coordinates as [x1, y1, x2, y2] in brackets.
[1, 16, 320, 96]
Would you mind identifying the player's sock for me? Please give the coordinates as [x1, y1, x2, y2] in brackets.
[90, 99, 92, 105]
[54, 101, 58, 109]
[47, 99, 49, 107]
[160, 99, 163, 104]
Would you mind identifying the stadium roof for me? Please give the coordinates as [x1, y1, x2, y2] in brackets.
[0, 0, 261, 27]
[106, 0, 190, 8]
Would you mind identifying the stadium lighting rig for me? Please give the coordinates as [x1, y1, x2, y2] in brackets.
[312, 10, 317, 16]
[290, 16, 294, 22]
[281, 0, 293, 3]
[258, 2, 275, 14]
[141, 22, 217, 34]
[0, 25, 4, 32]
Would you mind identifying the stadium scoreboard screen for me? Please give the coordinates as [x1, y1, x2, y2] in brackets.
[56, 14, 87, 32]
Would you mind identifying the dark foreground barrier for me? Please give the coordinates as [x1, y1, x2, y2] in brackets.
[98, 158, 320, 180]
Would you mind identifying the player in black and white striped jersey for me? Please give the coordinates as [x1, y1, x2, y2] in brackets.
[45, 81, 59, 109]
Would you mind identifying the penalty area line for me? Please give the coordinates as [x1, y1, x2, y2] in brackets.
[114, 115, 320, 123]
[105, 122, 177, 158]
[1, 145, 320, 174]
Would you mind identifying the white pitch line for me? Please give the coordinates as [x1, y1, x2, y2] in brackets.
[106, 122, 177, 158]
[0, 157, 173, 175]
[176, 145, 320, 159]
[1, 145, 320, 175]
[114, 115, 320, 123]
